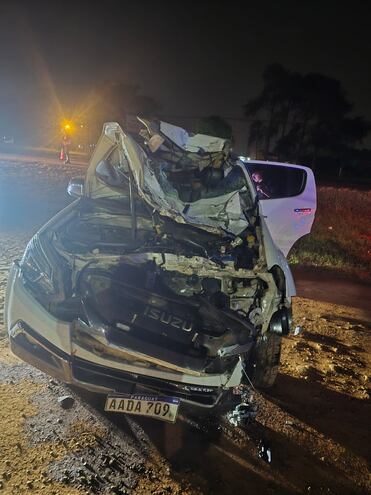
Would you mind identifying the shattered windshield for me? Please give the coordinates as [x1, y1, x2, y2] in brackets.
[92, 122, 253, 235]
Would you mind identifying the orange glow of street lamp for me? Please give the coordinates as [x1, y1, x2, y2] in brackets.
[61, 120, 73, 133]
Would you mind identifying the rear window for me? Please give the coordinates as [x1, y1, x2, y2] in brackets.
[245, 163, 307, 199]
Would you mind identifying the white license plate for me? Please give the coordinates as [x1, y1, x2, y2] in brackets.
[104, 394, 180, 423]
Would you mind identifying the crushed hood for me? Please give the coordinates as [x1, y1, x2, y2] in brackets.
[85, 121, 251, 235]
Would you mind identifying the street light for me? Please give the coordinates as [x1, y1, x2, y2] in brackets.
[61, 120, 73, 133]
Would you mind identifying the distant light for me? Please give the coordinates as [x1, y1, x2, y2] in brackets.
[61, 120, 73, 132]
[238, 155, 251, 162]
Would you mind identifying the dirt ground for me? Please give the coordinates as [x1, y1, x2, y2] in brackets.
[0, 158, 370, 494]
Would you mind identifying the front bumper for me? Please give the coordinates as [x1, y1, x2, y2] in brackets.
[6, 263, 243, 410]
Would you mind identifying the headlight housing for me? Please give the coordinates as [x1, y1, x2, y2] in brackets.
[21, 236, 57, 296]
[269, 307, 292, 336]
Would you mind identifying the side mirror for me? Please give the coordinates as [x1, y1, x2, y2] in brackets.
[67, 177, 85, 197]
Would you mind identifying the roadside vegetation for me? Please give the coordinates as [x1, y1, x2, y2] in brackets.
[289, 186, 371, 282]
[245, 64, 371, 172]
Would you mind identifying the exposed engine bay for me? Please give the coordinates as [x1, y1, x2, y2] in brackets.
[23, 192, 285, 380]
[13, 118, 303, 421]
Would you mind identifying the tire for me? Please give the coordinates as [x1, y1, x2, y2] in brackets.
[248, 333, 282, 389]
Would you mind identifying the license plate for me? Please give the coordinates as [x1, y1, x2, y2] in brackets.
[104, 394, 180, 423]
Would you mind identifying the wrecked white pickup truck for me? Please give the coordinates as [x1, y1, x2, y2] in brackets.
[5, 119, 316, 423]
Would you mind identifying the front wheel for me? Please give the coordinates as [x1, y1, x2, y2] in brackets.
[246, 333, 282, 388]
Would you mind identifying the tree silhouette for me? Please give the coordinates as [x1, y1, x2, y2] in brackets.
[245, 64, 291, 156]
[245, 65, 371, 168]
[91, 81, 160, 126]
[248, 119, 266, 158]
[197, 115, 233, 139]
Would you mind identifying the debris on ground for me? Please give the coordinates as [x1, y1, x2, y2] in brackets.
[258, 440, 272, 464]
[226, 401, 258, 428]
[58, 395, 75, 410]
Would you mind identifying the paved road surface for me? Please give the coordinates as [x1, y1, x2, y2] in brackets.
[0, 150, 88, 168]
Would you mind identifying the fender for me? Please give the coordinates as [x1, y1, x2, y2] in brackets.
[260, 218, 296, 298]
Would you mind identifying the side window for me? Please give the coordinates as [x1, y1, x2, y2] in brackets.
[96, 147, 129, 190]
[246, 164, 307, 200]
[108, 148, 120, 168]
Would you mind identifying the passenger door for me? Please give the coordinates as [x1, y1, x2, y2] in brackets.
[244, 162, 317, 256]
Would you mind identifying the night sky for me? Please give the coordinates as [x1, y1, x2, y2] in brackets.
[1, 1, 371, 124]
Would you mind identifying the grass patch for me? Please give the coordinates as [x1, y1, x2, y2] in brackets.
[289, 186, 371, 282]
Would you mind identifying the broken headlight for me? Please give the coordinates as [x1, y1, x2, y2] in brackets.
[21, 236, 57, 295]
